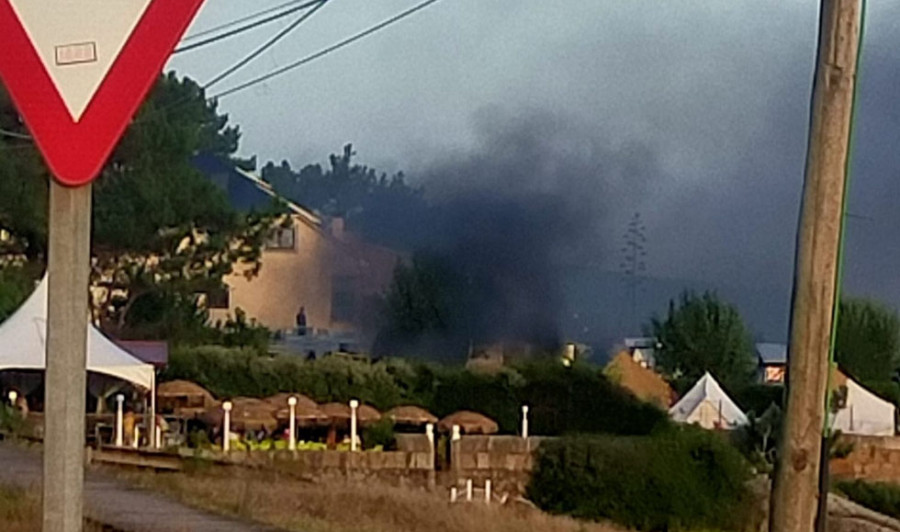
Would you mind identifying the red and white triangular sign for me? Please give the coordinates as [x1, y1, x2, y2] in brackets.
[0, 0, 205, 186]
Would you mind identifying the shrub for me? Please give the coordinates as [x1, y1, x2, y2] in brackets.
[528, 427, 752, 531]
[363, 418, 397, 450]
[834, 480, 900, 519]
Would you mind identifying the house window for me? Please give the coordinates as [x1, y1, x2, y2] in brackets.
[266, 227, 296, 250]
[206, 287, 230, 309]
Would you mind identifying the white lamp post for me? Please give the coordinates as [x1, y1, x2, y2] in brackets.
[349, 399, 359, 452]
[115, 394, 125, 447]
[222, 401, 233, 452]
[521, 405, 529, 439]
[8, 390, 17, 406]
[425, 423, 434, 446]
[452, 424, 461, 441]
[288, 396, 298, 451]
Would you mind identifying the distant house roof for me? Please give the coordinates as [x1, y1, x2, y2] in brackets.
[192, 154, 320, 226]
[756, 343, 787, 365]
[624, 337, 657, 349]
[114, 340, 169, 368]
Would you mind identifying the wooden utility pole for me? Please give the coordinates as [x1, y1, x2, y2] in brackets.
[770, 1, 862, 531]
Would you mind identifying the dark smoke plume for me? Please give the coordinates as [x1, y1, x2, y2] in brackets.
[375, 109, 662, 360]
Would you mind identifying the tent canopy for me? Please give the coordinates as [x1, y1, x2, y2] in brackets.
[0, 277, 154, 390]
[832, 369, 895, 436]
[669, 372, 748, 430]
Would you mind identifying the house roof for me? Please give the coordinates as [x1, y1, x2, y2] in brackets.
[114, 340, 168, 367]
[756, 342, 787, 365]
[192, 154, 320, 226]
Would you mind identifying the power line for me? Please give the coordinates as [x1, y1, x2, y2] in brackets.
[182, 0, 314, 42]
[202, 0, 329, 89]
[211, 0, 445, 100]
[0, 127, 30, 140]
[174, 0, 323, 55]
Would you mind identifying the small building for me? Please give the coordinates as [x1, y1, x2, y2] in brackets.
[620, 337, 659, 369]
[756, 342, 786, 384]
[193, 155, 403, 348]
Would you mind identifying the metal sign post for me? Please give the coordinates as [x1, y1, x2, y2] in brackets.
[0, 1, 205, 529]
[44, 182, 92, 532]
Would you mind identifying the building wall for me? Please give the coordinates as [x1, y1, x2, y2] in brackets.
[210, 215, 335, 333]
[831, 435, 900, 482]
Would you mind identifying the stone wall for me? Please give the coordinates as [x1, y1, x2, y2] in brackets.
[446, 436, 551, 496]
[830, 435, 900, 482]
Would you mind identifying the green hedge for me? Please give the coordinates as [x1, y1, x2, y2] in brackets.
[834, 480, 900, 519]
[164, 349, 668, 436]
[528, 428, 752, 531]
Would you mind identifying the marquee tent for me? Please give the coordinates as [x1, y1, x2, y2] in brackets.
[669, 372, 748, 430]
[831, 369, 896, 436]
[0, 277, 155, 391]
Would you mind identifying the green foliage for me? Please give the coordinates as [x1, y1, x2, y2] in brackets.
[650, 291, 756, 394]
[0, 73, 273, 341]
[732, 404, 782, 473]
[834, 480, 900, 519]
[0, 267, 33, 322]
[835, 298, 900, 387]
[0, 403, 25, 436]
[734, 384, 784, 416]
[363, 418, 397, 450]
[528, 428, 753, 531]
[261, 144, 427, 248]
[164, 350, 668, 437]
[163, 347, 403, 410]
[516, 361, 669, 436]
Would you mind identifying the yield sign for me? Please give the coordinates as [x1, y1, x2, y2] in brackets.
[0, 0, 205, 186]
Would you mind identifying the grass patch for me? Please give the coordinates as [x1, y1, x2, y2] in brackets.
[106, 466, 622, 532]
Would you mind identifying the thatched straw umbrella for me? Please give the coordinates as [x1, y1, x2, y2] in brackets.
[438, 411, 499, 435]
[156, 380, 215, 417]
[320, 402, 381, 425]
[320, 402, 381, 448]
[385, 405, 438, 427]
[266, 393, 329, 426]
[201, 397, 278, 433]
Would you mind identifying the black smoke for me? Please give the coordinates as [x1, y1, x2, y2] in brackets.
[373, 109, 662, 360]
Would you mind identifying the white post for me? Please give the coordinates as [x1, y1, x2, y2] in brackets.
[452, 424, 461, 441]
[466, 479, 473, 501]
[425, 423, 434, 446]
[115, 394, 124, 447]
[485, 480, 492, 504]
[349, 399, 359, 452]
[521, 405, 529, 439]
[8, 390, 17, 406]
[155, 425, 162, 449]
[222, 401, 233, 452]
[132, 425, 139, 449]
[450, 487, 458, 503]
[149, 371, 157, 449]
[288, 396, 298, 451]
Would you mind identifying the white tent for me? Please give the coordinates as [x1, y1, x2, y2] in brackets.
[669, 372, 748, 430]
[0, 277, 155, 391]
[832, 373, 896, 436]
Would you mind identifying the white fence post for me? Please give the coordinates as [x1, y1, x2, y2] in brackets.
[466, 479, 473, 501]
[521, 405, 529, 439]
[485, 480, 492, 503]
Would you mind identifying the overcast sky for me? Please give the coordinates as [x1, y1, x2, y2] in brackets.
[167, 1, 900, 338]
